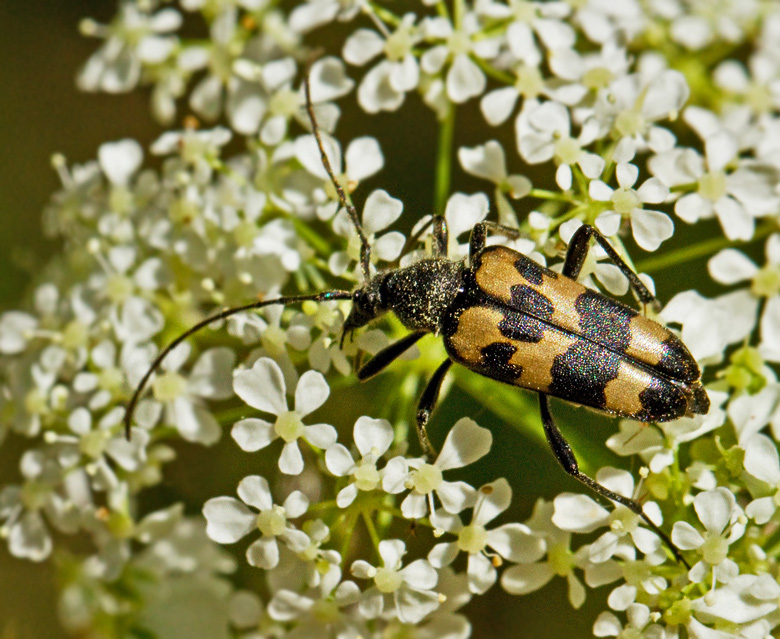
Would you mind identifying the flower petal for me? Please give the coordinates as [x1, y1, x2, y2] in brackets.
[294, 370, 330, 417]
[436, 418, 492, 470]
[232, 418, 276, 452]
[234, 358, 287, 414]
[203, 497, 256, 543]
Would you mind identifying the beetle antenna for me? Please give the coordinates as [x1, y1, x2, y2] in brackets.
[302, 75, 372, 281]
[123, 289, 352, 439]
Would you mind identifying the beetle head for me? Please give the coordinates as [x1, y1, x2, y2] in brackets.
[341, 275, 388, 346]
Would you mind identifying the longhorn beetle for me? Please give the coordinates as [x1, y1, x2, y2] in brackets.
[124, 76, 709, 567]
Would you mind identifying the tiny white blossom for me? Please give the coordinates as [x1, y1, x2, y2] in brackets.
[351, 539, 439, 624]
[551, 468, 665, 564]
[325, 416, 394, 508]
[672, 487, 746, 586]
[501, 499, 591, 609]
[589, 163, 674, 252]
[203, 474, 309, 570]
[232, 358, 336, 475]
[382, 418, 491, 519]
[148, 344, 235, 445]
[428, 478, 545, 594]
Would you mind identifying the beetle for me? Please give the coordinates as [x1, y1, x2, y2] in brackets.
[124, 77, 708, 567]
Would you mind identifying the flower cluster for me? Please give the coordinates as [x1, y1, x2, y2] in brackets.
[3, 0, 780, 637]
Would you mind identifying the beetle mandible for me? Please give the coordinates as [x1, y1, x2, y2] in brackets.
[124, 76, 708, 567]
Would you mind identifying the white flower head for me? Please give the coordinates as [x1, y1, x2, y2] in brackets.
[203, 474, 309, 570]
[552, 468, 666, 564]
[428, 478, 545, 594]
[382, 417, 492, 519]
[149, 344, 235, 445]
[672, 487, 746, 586]
[232, 358, 336, 475]
[589, 163, 674, 252]
[325, 416, 395, 507]
[351, 539, 440, 624]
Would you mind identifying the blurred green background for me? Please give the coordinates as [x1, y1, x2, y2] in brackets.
[0, 2, 723, 638]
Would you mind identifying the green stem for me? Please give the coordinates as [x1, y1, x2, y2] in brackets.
[362, 511, 382, 551]
[636, 222, 775, 273]
[434, 103, 456, 214]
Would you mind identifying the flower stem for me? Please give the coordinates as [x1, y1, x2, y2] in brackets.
[636, 223, 774, 273]
[434, 102, 456, 214]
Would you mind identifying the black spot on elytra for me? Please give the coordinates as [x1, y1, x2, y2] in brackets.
[656, 336, 699, 383]
[509, 285, 554, 320]
[636, 379, 688, 422]
[576, 290, 633, 351]
[480, 341, 522, 384]
[548, 341, 620, 409]
[514, 254, 545, 286]
[499, 311, 545, 343]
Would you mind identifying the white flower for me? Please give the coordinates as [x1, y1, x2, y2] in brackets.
[515, 100, 605, 190]
[551, 468, 666, 564]
[148, 344, 235, 445]
[0, 450, 83, 562]
[428, 478, 545, 594]
[743, 434, 780, 524]
[708, 235, 780, 362]
[203, 474, 309, 570]
[294, 133, 385, 223]
[589, 162, 674, 252]
[689, 573, 780, 627]
[382, 418, 491, 519]
[325, 416, 395, 507]
[267, 565, 363, 637]
[501, 499, 591, 609]
[651, 110, 780, 241]
[48, 406, 149, 491]
[344, 14, 422, 113]
[420, 13, 499, 104]
[458, 141, 532, 225]
[327, 189, 405, 277]
[593, 603, 665, 639]
[78, 5, 181, 94]
[351, 539, 440, 624]
[672, 487, 745, 586]
[589, 69, 690, 156]
[232, 358, 336, 475]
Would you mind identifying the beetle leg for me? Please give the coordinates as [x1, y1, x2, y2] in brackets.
[415, 359, 453, 457]
[390, 215, 449, 267]
[357, 330, 427, 380]
[539, 395, 690, 568]
[431, 215, 449, 257]
[469, 221, 522, 261]
[563, 224, 660, 311]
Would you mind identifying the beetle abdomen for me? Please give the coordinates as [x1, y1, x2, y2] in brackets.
[442, 304, 696, 422]
[472, 246, 702, 387]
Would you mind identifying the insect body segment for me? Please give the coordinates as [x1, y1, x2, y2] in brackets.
[443, 244, 709, 424]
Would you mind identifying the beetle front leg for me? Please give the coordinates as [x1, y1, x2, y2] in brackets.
[539, 395, 690, 568]
[415, 359, 453, 458]
[563, 224, 660, 311]
[357, 331, 427, 381]
[469, 221, 522, 262]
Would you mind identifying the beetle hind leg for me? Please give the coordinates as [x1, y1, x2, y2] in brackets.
[563, 224, 660, 312]
[414, 359, 453, 458]
[539, 395, 690, 568]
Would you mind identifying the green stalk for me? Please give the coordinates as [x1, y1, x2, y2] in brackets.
[636, 222, 774, 273]
[434, 103, 456, 214]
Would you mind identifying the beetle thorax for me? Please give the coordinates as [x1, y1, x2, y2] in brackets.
[383, 259, 463, 333]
